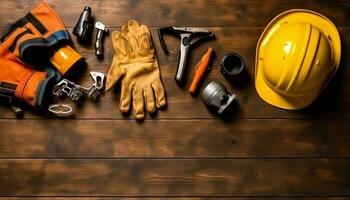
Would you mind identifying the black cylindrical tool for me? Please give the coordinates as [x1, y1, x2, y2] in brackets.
[73, 6, 93, 41]
[220, 53, 245, 81]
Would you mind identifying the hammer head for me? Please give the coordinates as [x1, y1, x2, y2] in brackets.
[95, 21, 108, 33]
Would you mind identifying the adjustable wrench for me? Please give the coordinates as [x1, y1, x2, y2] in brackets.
[53, 71, 105, 101]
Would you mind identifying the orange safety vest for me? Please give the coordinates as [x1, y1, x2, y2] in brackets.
[0, 1, 83, 76]
[0, 1, 81, 108]
[0, 46, 58, 107]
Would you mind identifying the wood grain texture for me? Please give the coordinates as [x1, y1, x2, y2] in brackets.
[2, 198, 350, 200]
[0, 0, 349, 27]
[0, 119, 349, 158]
[0, 0, 349, 199]
[0, 159, 349, 196]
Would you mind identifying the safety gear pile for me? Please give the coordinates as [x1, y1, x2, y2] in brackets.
[0, 2, 343, 119]
[0, 1, 81, 108]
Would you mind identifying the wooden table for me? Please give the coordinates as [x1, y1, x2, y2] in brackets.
[0, 0, 349, 199]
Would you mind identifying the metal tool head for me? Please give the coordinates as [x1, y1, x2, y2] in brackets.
[87, 71, 106, 101]
[53, 79, 84, 101]
[173, 27, 213, 35]
[52, 71, 106, 102]
[53, 80, 73, 97]
[201, 81, 237, 114]
[157, 26, 214, 55]
[95, 21, 108, 33]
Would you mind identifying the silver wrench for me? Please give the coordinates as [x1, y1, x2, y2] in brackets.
[53, 71, 105, 101]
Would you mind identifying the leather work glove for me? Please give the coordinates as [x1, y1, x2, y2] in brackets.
[106, 20, 166, 119]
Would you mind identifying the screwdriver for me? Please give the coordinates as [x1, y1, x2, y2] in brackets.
[0, 87, 23, 118]
[189, 48, 214, 94]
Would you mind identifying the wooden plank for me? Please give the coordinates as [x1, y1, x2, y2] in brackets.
[0, 27, 349, 119]
[0, 119, 349, 158]
[0, 0, 349, 27]
[1, 198, 349, 200]
[0, 159, 349, 196]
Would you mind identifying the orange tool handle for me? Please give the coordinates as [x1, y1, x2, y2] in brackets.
[189, 48, 214, 94]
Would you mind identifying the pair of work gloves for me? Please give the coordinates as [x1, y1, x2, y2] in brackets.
[106, 20, 166, 119]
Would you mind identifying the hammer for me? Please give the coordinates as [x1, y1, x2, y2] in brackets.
[94, 22, 109, 58]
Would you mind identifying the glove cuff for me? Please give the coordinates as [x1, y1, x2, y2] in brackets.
[49, 45, 84, 76]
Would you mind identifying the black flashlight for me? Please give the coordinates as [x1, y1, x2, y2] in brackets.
[73, 6, 93, 41]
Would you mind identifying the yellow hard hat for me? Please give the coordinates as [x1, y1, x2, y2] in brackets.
[255, 9, 341, 110]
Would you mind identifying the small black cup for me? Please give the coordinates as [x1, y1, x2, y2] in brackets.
[220, 53, 245, 81]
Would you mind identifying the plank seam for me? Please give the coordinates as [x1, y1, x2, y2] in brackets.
[0, 157, 349, 160]
[0, 195, 349, 198]
[0, 26, 349, 29]
[1, 117, 350, 121]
